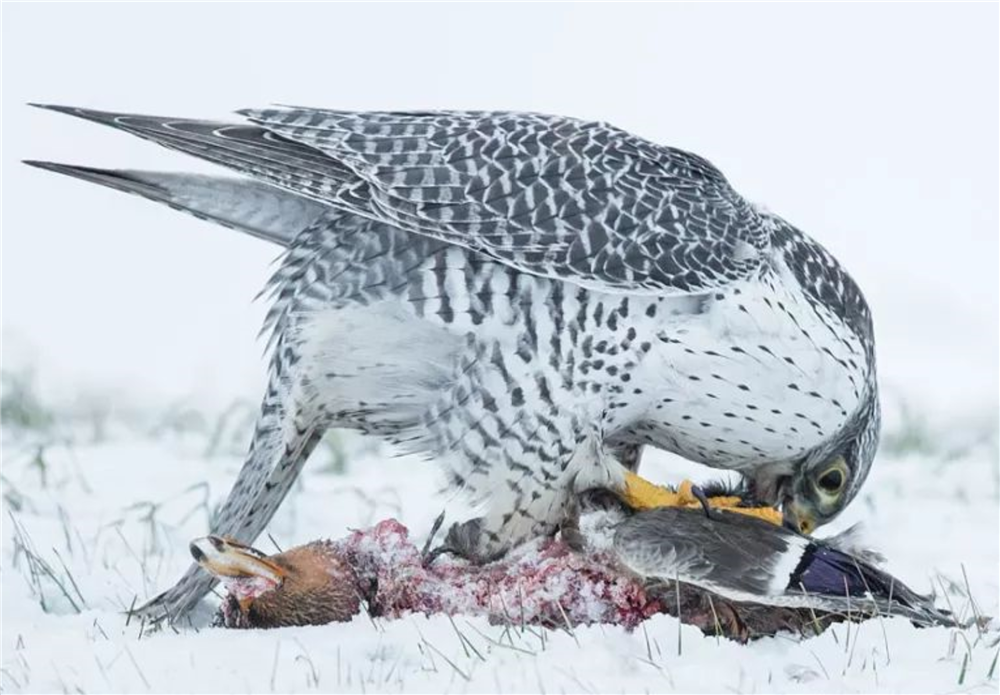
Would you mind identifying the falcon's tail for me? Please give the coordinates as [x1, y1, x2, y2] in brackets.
[26, 104, 354, 213]
[23, 161, 328, 248]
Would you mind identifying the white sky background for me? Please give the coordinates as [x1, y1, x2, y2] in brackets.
[2, 3, 998, 420]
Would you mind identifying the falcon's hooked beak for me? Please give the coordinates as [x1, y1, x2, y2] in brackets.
[743, 466, 816, 534]
[782, 498, 817, 536]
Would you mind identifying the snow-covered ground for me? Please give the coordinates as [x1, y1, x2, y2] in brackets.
[1, 401, 997, 694]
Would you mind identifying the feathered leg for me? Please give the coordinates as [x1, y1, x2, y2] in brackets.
[414, 341, 617, 562]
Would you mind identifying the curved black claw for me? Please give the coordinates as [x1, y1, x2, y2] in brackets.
[420, 510, 447, 559]
[690, 484, 725, 521]
[423, 517, 491, 566]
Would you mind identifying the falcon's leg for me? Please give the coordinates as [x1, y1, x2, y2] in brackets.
[416, 345, 608, 563]
[612, 472, 784, 525]
[556, 492, 585, 552]
[134, 350, 324, 624]
[425, 466, 614, 564]
[602, 437, 777, 517]
[424, 518, 493, 565]
[618, 472, 699, 509]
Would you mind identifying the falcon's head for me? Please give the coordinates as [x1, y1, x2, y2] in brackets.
[752, 389, 881, 535]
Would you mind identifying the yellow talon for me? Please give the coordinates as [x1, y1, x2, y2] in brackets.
[720, 505, 784, 526]
[620, 471, 784, 526]
[621, 471, 692, 509]
[700, 494, 742, 509]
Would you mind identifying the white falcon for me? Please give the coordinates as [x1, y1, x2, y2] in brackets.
[27, 104, 881, 621]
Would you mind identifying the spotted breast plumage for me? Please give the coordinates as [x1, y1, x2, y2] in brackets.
[27, 104, 881, 622]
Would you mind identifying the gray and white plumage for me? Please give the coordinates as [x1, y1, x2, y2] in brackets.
[614, 507, 952, 627]
[28, 104, 881, 621]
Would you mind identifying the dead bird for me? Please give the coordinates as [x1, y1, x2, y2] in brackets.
[192, 518, 660, 631]
[190, 489, 961, 640]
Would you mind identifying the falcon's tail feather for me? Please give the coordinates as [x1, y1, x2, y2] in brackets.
[27, 104, 354, 208]
[23, 161, 328, 247]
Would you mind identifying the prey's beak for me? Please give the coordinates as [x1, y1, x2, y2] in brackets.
[782, 499, 816, 536]
[190, 535, 286, 585]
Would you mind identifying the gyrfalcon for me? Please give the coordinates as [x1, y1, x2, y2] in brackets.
[27, 104, 881, 621]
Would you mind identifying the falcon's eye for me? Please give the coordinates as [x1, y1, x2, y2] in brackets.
[816, 468, 845, 494]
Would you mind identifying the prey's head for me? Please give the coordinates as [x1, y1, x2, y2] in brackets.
[190, 535, 287, 623]
[190, 535, 360, 628]
[749, 391, 881, 535]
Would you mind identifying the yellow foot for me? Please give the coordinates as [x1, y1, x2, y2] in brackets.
[620, 471, 696, 509]
[620, 471, 783, 526]
[717, 503, 783, 526]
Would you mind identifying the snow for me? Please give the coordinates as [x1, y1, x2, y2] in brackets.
[2, 423, 997, 693]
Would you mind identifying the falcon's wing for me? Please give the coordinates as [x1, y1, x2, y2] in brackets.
[32, 105, 768, 295]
